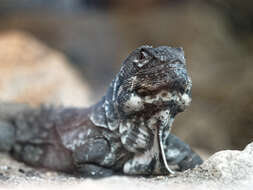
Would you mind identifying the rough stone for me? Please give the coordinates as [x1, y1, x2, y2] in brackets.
[0, 31, 91, 107]
[179, 142, 253, 189]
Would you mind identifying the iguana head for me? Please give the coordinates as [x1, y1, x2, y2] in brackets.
[90, 45, 192, 131]
[115, 45, 192, 117]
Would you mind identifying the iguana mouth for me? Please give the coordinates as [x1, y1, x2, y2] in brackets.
[135, 66, 190, 94]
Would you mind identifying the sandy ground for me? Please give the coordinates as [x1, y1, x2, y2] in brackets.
[0, 153, 209, 190]
[0, 152, 252, 190]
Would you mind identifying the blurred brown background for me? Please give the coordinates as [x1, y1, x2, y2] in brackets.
[0, 0, 252, 155]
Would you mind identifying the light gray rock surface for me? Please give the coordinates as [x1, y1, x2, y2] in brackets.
[0, 31, 91, 107]
[178, 142, 253, 190]
[0, 142, 252, 190]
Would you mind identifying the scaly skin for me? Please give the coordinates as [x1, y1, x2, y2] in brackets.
[0, 46, 202, 178]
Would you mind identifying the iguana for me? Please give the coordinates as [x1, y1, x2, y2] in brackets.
[0, 46, 202, 178]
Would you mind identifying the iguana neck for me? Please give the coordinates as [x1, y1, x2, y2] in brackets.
[89, 74, 121, 131]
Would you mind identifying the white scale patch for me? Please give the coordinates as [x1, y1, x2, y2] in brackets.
[144, 90, 191, 109]
[133, 58, 149, 68]
[144, 91, 175, 104]
[124, 94, 144, 112]
[120, 134, 128, 146]
[181, 93, 191, 106]
[63, 129, 91, 151]
[165, 148, 181, 159]
[119, 121, 132, 134]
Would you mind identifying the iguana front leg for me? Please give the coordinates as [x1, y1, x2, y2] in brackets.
[119, 119, 202, 174]
[122, 132, 203, 175]
[72, 137, 117, 178]
[164, 134, 203, 171]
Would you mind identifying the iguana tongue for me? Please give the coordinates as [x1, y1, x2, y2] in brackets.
[158, 125, 175, 174]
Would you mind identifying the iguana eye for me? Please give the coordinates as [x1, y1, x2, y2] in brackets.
[133, 51, 149, 67]
[139, 51, 147, 61]
[139, 51, 148, 61]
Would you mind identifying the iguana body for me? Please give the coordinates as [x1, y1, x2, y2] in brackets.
[0, 46, 202, 177]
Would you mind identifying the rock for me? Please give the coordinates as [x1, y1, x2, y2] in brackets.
[0, 31, 91, 107]
[202, 143, 253, 182]
[180, 142, 253, 189]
